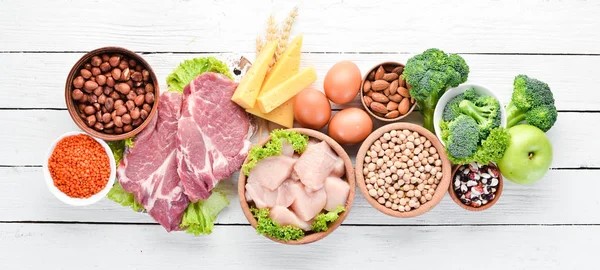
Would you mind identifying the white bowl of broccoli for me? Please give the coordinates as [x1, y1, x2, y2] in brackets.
[433, 84, 508, 164]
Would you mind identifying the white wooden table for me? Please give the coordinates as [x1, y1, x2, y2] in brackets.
[1, 0, 599, 269]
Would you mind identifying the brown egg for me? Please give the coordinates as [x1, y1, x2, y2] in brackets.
[294, 88, 332, 130]
[324, 61, 362, 105]
[328, 108, 373, 144]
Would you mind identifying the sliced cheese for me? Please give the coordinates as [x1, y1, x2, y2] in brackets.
[261, 35, 303, 92]
[245, 35, 304, 128]
[256, 67, 317, 114]
[246, 102, 294, 128]
[231, 41, 277, 109]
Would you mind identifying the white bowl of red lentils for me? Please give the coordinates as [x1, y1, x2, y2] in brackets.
[43, 131, 116, 206]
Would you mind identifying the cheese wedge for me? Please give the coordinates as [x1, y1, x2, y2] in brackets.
[231, 41, 277, 109]
[262, 35, 303, 92]
[245, 35, 303, 128]
[246, 102, 294, 128]
[256, 67, 317, 114]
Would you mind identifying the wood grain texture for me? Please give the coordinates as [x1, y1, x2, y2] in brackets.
[0, 223, 596, 270]
[1, 0, 599, 53]
[1, 167, 597, 225]
[1, 0, 598, 267]
[1, 53, 598, 110]
[0, 110, 591, 167]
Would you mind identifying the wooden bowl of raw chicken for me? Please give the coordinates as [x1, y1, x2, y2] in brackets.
[238, 128, 355, 245]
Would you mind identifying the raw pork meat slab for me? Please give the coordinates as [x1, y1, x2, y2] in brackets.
[178, 72, 251, 202]
[117, 92, 189, 231]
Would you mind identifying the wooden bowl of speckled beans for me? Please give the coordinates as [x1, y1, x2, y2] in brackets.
[448, 163, 504, 211]
[355, 123, 452, 218]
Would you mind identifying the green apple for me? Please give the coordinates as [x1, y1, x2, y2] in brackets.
[499, 125, 553, 184]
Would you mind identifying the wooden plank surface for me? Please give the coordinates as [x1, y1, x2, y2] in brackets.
[0, 110, 593, 168]
[1, 53, 598, 110]
[1, 0, 599, 54]
[1, 0, 598, 268]
[1, 167, 597, 225]
[0, 223, 596, 270]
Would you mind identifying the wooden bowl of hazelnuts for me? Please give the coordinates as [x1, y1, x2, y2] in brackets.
[65, 47, 159, 141]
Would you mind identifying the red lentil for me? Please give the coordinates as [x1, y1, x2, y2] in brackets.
[48, 134, 110, 198]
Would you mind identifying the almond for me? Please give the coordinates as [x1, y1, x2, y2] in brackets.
[363, 96, 373, 107]
[398, 98, 410, 115]
[399, 75, 406, 87]
[375, 66, 385, 80]
[389, 80, 399, 95]
[371, 92, 389, 103]
[387, 101, 398, 111]
[370, 102, 388, 114]
[392, 66, 404, 75]
[371, 80, 389, 91]
[382, 73, 399, 82]
[368, 71, 375, 81]
[389, 94, 403, 103]
[385, 110, 400, 119]
[398, 87, 410, 98]
[383, 88, 390, 96]
[363, 80, 371, 93]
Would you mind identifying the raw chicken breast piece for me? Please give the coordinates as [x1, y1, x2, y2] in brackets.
[281, 141, 295, 157]
[288, 181, 327, 221]
[269, 206, 311, 231]
[247, 155, 297, 191]
[293, 141, 337, 191]
[245, 180, 294, 209]
[330, 157, 345, 178]
[245, 182, 277, 208]
[324, 176, 350, 211]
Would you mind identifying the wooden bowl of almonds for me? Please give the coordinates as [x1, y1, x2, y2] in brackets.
[448, 162, 504, 211]
[360, 62, 417, 122]
[355, 123, 451, 218]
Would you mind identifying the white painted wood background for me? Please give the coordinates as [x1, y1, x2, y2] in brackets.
[1, 0, 598, 269]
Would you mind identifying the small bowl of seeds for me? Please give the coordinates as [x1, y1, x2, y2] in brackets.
[355, 123, 452, 217]
[360, 62, 417, 121]
[448, 162, 503, 211]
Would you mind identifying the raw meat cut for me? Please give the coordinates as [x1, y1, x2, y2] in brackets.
[288, 181, 327, 221]
[293, 141, 338, 191]
[117, 92, 189, 231]
[245, 180, 294, 209]
[324, 176, 350, 211]
[247, 155, 297, 191]
[269, 206, 311, 231]
[177, 72, 251, 202]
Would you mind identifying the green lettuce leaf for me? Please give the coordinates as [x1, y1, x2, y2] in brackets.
[241, 129, 309, 176]
[106, 140, 144, 212]
[166, 57, 233, 92]
[107, 181, 144, 212]
[311, 206, 345, 232]
[251, 207, 305, 241]
[180, 189, 229, 236]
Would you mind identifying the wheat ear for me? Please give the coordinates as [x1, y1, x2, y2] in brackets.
[275, 7, 299, 61]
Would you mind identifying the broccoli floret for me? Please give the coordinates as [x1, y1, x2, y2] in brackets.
[525, 103, 558, 132]
[442, 87, 480, 122]
[442, 115, 479, 160]
[442, 94, 464, 121]
[462, 87, 478, 101]
[506, 75, 557, 131]
[458, 96, 501, 139]
[447, 127, 511, 165]
[404, 48, 470, 132]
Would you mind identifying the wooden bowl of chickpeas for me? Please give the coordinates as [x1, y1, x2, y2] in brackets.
[355, 123, 452, 218]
